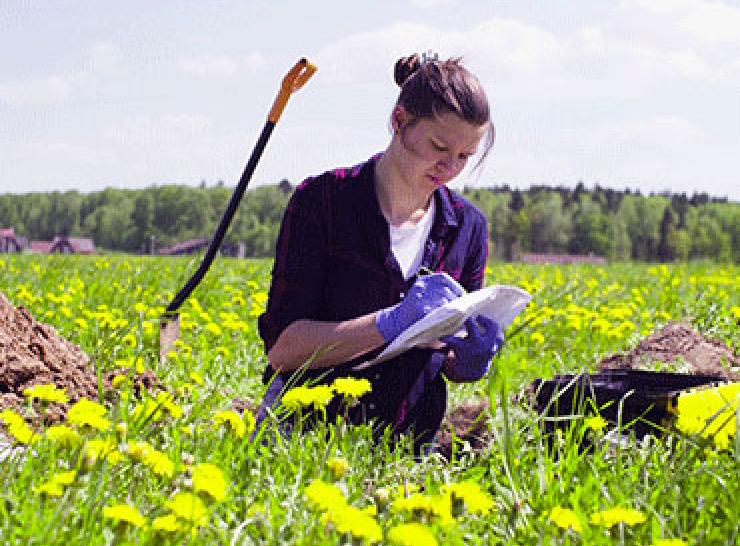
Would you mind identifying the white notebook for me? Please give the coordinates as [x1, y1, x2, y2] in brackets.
[354, 282, 532, 370]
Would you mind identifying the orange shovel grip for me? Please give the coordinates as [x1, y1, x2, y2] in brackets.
[268, 58, 317, 123]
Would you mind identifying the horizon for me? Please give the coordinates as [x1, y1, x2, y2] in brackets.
[2, 1, 739, 201]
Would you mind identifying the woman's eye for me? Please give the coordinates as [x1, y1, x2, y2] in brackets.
[432, 142, 447, 152]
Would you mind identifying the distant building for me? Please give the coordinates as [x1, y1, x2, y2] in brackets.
[157, 238, 244, 257]
[30, 236, 96, 254]
[157, 238, 210, 256]
[30, 240, 54, 254]
[0, 228, 24, 253]
[518, 253, 606, 265]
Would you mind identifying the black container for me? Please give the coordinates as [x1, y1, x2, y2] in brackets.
[531, 370, 725, 440]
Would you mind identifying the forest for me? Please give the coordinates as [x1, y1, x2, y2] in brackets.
[1, 181, 737, 262]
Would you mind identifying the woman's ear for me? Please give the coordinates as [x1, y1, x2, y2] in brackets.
[392, 105, 410, 133]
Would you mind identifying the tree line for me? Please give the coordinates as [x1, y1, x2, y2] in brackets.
[1, 181, 737, 262]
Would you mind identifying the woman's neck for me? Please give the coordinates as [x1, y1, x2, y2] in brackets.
[375, 151, 433, 227]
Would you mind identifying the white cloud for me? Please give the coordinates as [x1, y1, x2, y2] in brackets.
[104, 113, 212, 147]
[600, 115, 704, 147]
[244, 52, 267, 71]
[0, 75, 75, 107]
[86, 41, 123, 75]
[629, 0, 740, 44]
[177, 55, 239, 78]
[408, 0, 457, 7]
[313, 18, 560, 88]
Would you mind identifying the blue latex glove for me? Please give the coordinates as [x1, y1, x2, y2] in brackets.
[376, 272, 465, 343]
[441, 315, 504, 382]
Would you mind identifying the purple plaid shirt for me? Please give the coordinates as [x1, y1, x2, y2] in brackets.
[258, 154, 488, 446]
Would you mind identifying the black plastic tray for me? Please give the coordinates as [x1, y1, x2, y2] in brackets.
[531, 370, 725, 440]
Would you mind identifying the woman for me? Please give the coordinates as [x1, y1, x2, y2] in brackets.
[257, 52, 503, 453]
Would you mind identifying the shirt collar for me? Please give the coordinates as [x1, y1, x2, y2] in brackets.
[363, 153, 459, 239]
[433, 186, 459, 235]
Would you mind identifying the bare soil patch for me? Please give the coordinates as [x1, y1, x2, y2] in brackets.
[597, 321, 739, 381]
[0, 291, 156, 428]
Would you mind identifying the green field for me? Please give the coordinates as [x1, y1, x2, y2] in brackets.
[1, 255, 738, 545]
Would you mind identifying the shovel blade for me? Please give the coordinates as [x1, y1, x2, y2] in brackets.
[159, 314, 180, 362]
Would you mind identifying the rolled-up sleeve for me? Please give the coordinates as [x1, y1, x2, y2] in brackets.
[257, 182, 327, 353]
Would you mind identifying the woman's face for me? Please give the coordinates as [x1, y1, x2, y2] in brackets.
[393, 108, 487, 191]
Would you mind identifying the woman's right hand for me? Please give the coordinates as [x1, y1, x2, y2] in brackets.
[375, 272, 464, 343]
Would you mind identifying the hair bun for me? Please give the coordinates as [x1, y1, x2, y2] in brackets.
[394, 54, 421, 87]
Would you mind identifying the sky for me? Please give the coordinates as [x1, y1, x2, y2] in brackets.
[1, 0, 739, 201]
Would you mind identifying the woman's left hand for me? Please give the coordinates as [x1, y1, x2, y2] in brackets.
[440, 316, 504, 382]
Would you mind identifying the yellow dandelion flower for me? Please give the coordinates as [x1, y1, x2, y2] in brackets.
[126, 440, 153, 459]
[165, 492, 209, 525]
[156, 392, 183, 419]
[103, 503, 147, 528]
[590, 507, 646, 528]
[23, 383, 69, 404]
[304, 479, 347, 512]
[67, 399, 110, 431]
[44, 425, 82, 446]
[441, 481, 494, 515]
[192, 462, 228, 501]
[548, 506, 582, 533]
[189, 371, 204, 385]
[213, 410, 246, 438]
[388, 522, 438, 546]
[331, 377, 372, 399]
[653, 539, 688, 546]
[584, 415, 608, 432]
[143, 449, 174, 478]
[282, 385, 335, 411]
[530, 332, 545, 345]
[35, 480, 64, 497]
[204, 322, 221, 336]
[325, 504, 382, 543]
[676, 383, 739, 449]
[53, 470, 77, 485]
[112, 375, 128, 388]
[391, 492, 453, 525]
[1, 409, 37, 444]
[326, 456, 350, 480]
[152, 514, 181, 532]
[84, 438, 123, 465]
[391, 493, 437, 517]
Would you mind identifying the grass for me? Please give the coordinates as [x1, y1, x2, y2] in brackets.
[0, 255, 738, 545]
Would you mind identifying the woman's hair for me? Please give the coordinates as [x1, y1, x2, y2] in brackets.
[393, 52, 494, 168]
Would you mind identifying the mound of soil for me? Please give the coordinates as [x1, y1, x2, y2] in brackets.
[0, 291, 107, 425]
[598, 321, 739, 381]
[0, 291, 157, 428]
[434, 399, 491, 462]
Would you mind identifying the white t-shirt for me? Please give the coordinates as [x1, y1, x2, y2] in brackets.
[390, 204, 436, 280]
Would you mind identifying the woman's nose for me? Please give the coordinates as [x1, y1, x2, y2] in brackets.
[436, 156, 461, 176]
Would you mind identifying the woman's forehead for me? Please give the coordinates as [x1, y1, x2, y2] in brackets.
[421, 112, 487, 148]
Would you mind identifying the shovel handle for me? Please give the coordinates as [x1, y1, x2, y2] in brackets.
[268, 57, 317, 123]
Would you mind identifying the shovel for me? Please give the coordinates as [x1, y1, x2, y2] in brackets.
[159, 57, 317, 361]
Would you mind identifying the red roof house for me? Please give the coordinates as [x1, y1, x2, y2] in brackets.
[1, 228, 24, 252]
[157, 238, 210, 256]
[30, 236, 96, 254]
